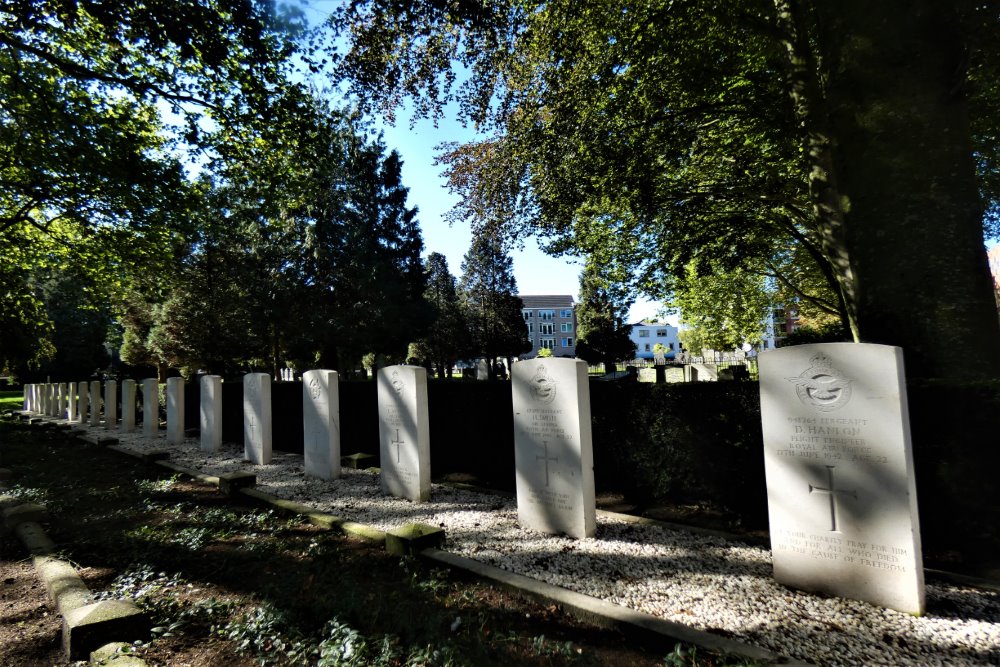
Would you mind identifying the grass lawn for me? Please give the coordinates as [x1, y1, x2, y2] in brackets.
[0, 389, 23, 412]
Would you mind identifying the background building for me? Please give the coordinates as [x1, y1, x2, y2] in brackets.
[520, 295, 576, 358]
[629, 321, 681, 359]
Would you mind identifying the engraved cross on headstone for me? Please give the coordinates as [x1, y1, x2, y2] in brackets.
[809, 465, 857, 532]
[391, 428, 404, 463]
[536, 440, 559, 487]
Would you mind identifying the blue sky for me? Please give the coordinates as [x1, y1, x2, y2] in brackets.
[372, 106, 666, 323]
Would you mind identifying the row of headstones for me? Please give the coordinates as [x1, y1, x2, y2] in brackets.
[22, 344, 924, 616]
[369, 347, 925, 616]
[24, 366, 597, 538]
[24, 379, 162, 437]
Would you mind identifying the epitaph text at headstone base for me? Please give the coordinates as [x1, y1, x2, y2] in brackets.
[243, 373, 272, 465]
[104, 380, 117, 429]
[142, 379, 158, 437]
[166, 377, 184, 444]
[200, 375, 222, 453]
[303, 370, 341, 480]
[759, 343, 924, 615]
[89, 380, 101, 426]
[121, 379, 136, 432]
[512, 358, 596, 539]
[377, 365, 430, 502]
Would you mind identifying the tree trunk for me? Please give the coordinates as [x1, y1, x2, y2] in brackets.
[780, 0, 1000, 380]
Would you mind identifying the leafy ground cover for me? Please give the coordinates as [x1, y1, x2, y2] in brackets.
[0, 421, 759, 666]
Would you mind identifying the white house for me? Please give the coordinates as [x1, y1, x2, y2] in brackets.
[629, 320, 681, 360]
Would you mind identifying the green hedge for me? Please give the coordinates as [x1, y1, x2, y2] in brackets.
[589, 381, 768, 526]
[906, 381, 1000, 560]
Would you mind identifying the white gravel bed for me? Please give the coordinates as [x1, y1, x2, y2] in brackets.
[103, 427, 1000, 666]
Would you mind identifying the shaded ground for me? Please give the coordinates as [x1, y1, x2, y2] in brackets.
[0, 421, 755, 666]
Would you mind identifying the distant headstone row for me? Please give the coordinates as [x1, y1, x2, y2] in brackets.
[21, 361, 598, 540]
[23, 343, 925, 615]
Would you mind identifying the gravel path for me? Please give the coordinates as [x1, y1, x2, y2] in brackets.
[104, 427, 1000, 666]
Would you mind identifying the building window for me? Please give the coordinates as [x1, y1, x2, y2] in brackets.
[560, 322, 572, 333]
[669, 342, 675, 350]
[527, 323, 534, 334]
[540, 338, 555, 350]
[523, 310, 532, 321]
[656, 329, 667, 337]
[539, 309, 554, 320]
[540, 323, 554, 335]
[560, 309, 573, 318]
[562, 337, 573, 347]
[639, 330, 650, 338]
[644, 343, 650, 351]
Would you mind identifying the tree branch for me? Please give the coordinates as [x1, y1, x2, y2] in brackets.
[0, 33, 222, 112]
[763, 259, 840, 315]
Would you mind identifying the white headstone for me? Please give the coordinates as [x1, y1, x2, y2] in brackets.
[56, 383, 66, 419]
[476, 359, 489, 381]
[377, 365, 430, 502]
[66, 383, 77, 422]
[104, 380, 117, 429]
[121, 379, 136, 432]
[511, 358, 596, 539]
[200, 375, 222, 453]
[303, 370, 341, 480]
[46, 383, 55, 416]
[759, 343, 924, 615]
[166, 377, 184, 444]
[89, 380, 101, 425]
[142, 378, 158, 437]
[77, 381, 89, 424]
[243, 373, 272, 464]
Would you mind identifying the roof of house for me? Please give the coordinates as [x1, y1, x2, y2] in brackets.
[519, 295, 574, 309]
[630, 320, 677, 329]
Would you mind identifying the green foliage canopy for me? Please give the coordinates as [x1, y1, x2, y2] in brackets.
[327, 0, 1000, 380]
